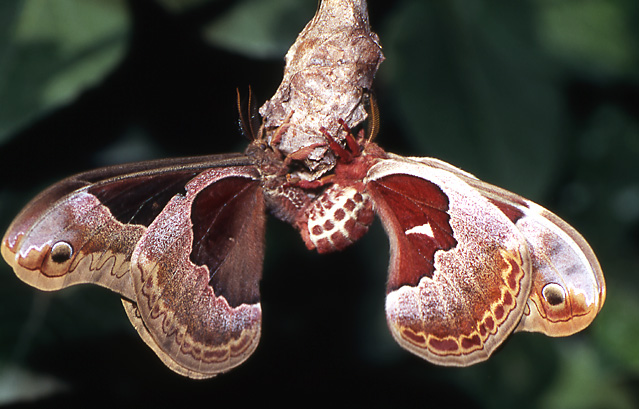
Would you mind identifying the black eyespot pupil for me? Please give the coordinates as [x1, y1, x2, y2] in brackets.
[51, 242, 73, 263]
[543, 284, 565, 306]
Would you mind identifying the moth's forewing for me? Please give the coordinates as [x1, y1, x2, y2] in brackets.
[400, 156, 605, 337]
[1, 154, 251, 298]
[2, 154, 266, 378]
[470, 182, 605, 336]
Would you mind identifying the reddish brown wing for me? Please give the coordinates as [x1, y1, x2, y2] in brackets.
[406, 156, 606, 337]
[460, 172, 605, 336]
[130, 166, 265, 377]
[365, 158, 532, 366]
[3, 155, 238, 297]
[1, 154, 266, 378]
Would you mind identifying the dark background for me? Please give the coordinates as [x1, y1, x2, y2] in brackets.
[0, 0, 637, 407]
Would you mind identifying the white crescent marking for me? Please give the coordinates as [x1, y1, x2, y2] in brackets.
[405, 223, 435, 238]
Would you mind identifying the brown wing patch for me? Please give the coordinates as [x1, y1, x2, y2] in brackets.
[131, 166, 265, 377]
[2, 189, 144, 300]
[367, 174, 457, 289]
[367, 159, 532, 366]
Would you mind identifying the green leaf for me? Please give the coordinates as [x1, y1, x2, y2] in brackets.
[381, 1, 563, 199]
[0, 0, 129, 143]
[536, 0, 639, 77]
[202, 0, 315, 58]
[538, 340, 635, 409]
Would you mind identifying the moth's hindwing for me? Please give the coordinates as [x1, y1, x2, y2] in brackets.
[129, 165, 265, 377]
[366, 158, 533, 366]
[1, 154, 266, 378]
[122, 298, 210, 379]
[406, 156, 606, 336]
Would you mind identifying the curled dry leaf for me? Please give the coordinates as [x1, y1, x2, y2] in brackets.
[259, 0, 384, 179]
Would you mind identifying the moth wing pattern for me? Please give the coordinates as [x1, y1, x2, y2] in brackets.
[129, 165, 266, 377]
[365, 157, 533, 366]
[1, 141, 606, 375]
[449, 165, 606, 336]
[381, 155, 605, 343]
[1, 154, 266, 378]
[1, 154, 250, 297]
[121, 298, 211, 379]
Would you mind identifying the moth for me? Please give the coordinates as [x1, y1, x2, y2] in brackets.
[1, 110, 605, 379]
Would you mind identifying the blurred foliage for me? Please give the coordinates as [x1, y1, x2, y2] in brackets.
[0, 0, 129, 143]
[203, 0, 315, 58]
[0, 0, 637, 407]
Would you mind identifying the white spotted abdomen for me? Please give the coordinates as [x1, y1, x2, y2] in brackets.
[298, 184, 375, 253]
